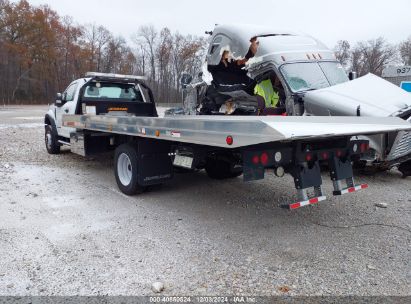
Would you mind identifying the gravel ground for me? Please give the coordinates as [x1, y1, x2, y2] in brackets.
[0, 105, 410, 296]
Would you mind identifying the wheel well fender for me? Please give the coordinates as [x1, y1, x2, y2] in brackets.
[44, 114, 57, 130]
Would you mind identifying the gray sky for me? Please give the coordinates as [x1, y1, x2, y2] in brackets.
[24, 0, 411, 48]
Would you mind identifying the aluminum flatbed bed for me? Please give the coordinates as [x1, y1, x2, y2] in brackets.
[63, 114, 411, 148]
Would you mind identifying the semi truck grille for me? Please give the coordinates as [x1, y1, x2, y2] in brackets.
[387, 131, 411, 161]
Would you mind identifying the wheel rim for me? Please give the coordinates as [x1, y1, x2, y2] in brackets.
[117, 153, 133, 186]
[46, 131, 52, 149]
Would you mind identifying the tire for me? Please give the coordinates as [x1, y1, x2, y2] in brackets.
[45, 124, 60, 154]
[205, 157, 243, 180]
[114, 143, 146, 195]
[398, 160, 411, 178]
[353, 160, 367, 170]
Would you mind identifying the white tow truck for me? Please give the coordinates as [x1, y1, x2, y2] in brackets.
[44, 72, 411, 209]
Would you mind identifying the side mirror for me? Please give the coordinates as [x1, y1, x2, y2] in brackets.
[55, 93, 63, 106]
[180, 73, 193, 89]
[348, 71, 357, 81]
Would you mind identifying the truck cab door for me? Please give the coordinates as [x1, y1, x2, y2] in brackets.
[55, 81, 79, 139]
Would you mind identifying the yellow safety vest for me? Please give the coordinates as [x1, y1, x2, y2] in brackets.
[254, 79, 279, 107]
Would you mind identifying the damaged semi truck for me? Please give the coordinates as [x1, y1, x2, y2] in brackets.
[176, 24, 411, 176]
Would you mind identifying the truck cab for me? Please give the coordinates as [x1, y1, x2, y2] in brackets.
[44, 72, 156, 153]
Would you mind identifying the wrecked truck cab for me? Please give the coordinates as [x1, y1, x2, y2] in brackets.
[204, 24, 411, 175]
[206, 24, 345, 116]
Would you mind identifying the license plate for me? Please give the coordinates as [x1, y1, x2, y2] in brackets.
[173, 154, 193, 169]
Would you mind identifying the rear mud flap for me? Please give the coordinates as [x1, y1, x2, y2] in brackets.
[329, 156, 368, 196]
[282, 161, 327, 209]
[137, 139, 173, 186]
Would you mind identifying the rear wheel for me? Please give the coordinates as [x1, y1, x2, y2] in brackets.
[205, 155, 243, 179]
[45, 124, 60, 154]
[114, 143, 146, 195]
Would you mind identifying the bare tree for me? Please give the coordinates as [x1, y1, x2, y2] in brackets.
[134, 43, 147, 76]
[0, 0, 7, 33]
[95, 26, 111, 72]
[83, 24, 111, 72]
[351, 37, 397, 76]
[334, 40, 351, 68]
[135, 25, 157, 81]
[399, 36, 411, 65]
[156, 27, 172, 102]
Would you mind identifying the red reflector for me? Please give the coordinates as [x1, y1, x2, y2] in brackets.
[309, 198, 319, 204]
[361, 184, 368, 189]
[226, 135, 233, 145]
[305, 153, 312, 162]
[260, 152, 269, 165]
[252, 155, 260, 164]
[348, 187, 355, 193]
[289, 203, 300, 209]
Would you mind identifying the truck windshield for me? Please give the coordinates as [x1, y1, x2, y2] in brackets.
[83, 83, 144, 101]
[280, 62, 348, 93]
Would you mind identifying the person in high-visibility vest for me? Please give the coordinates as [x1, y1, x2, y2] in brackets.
[254, 76, 285, 115]
[254, 79, 280, 108]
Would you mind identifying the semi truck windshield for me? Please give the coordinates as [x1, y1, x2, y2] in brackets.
[280, 62, 348, 93]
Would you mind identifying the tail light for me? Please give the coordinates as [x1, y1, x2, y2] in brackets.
[252, 155, 260, 164]
[360, 143, 369, 153]
[251, 151, 271, 166]
[305, 153, 313, 162]
[226, 135, 233, 145]
[336, 150, 343, 157]
[260, 152, 269, 165]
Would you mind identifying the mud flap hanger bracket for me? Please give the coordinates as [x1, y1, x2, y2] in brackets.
[282, 160, 326, 210]
[329, 145, 368, 196]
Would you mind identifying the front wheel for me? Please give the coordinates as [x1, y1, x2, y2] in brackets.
[114, 143, 146, 195]
[45, 125, 60, 154]
[398, 160, 411, 178]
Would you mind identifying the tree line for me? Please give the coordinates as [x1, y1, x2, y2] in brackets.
[334, 37, 411, 76]
[1, 0, 411, 105]
[0, 0, 207, 105]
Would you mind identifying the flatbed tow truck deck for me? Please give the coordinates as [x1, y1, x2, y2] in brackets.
[63, 114, 410, 147]
[62, 113, 411, 209]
